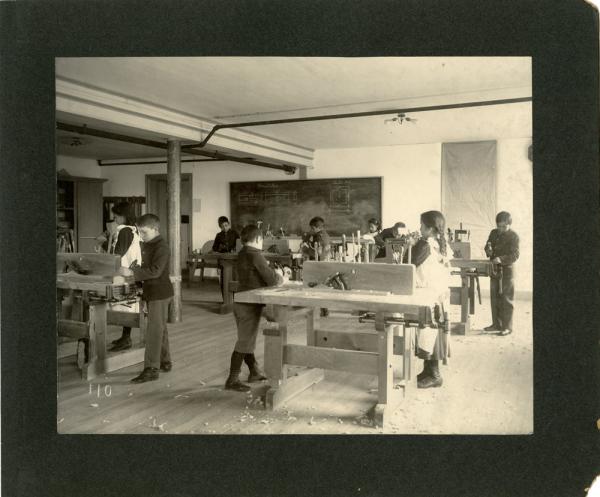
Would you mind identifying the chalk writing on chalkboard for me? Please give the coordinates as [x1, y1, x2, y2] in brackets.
[238, 193, 262, 205]
[330, 185, 350, 212]
[264, 191, 298, 205]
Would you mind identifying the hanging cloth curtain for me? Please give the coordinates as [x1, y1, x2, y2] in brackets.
[441, 141, 497, 259]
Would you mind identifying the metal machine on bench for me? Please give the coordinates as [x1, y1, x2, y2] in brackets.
[57, 253, 146, 380]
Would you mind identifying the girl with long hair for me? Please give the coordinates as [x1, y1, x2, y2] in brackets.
[405, 210, 452, 388]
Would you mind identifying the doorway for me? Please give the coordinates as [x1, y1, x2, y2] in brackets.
[145, 173, 193, 265]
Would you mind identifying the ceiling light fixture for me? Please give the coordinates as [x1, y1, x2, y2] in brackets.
[384, 113, 418, 125]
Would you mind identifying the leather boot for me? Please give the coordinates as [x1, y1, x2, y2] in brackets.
[417, 360, 443, 389]
[244, 354, 267, 382]
[225, 373, 251, 392]
[130, 367, 159, 383]
[110, 336, 132, 351]
[416, 360, 430, 382]
[225, 351, 251, 392]
[112, 327, 132, 345]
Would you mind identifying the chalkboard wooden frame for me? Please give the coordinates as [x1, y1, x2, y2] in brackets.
[230, 177, 382, 236]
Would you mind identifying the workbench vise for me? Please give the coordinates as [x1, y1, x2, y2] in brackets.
[56, 253, 137, 300]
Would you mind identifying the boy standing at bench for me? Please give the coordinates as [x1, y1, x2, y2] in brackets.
[225, 224, 284, 392]
[130, 214, 174, 383]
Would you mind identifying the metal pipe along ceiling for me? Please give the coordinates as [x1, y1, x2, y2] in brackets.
[55, 122, 298, 174]
[181, 96, 533, 149]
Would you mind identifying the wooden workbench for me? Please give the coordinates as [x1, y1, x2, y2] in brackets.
[201, 252, 302, 313]
[449, 259, 492, 334]
[235, 282, 438, 427]
[57, 268, 146, 380]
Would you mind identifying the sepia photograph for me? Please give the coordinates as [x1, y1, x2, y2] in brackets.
[3, 1, 599, 496]
[55, 56, 533, 435]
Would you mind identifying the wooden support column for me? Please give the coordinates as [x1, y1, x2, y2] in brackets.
[167, 139, 182, 323]
[299, 166, 308, 180]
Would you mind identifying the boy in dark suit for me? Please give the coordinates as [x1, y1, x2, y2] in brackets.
[301, 216, 331, 261]
[484, 211, 520, 336]
[130, 214, 174, 383]
[301, 216, 331, 317]
[374, 221, 408, 258]
[212, 216, 240, 298]
[225, 225, 284, 392]
[212, 216, 239, 253]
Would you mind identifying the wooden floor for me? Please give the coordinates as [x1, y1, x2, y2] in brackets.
[57, 278, 533, 435]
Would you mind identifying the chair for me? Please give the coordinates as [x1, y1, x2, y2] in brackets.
[187, 240, 219, 286]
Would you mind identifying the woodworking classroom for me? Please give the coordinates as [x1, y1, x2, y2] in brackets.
[56, 57, 533, 435]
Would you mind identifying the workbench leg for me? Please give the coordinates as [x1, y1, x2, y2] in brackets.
[392, 324, 403, 380]
[263, 306, 289, 409]
[187, 261, 195, 288]
[219, 261, 234, 314]
[450, 273, 472, 335]
[306, 307, 319, 346]
[469, 275, 475, 315]
[460, 275, 469, 324]
[373, 312, 395, 428]
[402, 326, 416, 396]
[138, 300, 147, 346]
[81, 302, 106, 381]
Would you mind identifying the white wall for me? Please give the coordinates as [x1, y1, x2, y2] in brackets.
[56, 155, 102, 177]
[313, 139, 533, 292]
[313, 144, 442, 232]
[496, 138, 533, 293]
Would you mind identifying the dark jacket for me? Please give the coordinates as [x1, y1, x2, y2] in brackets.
[213, 229, 239, 253]
[404, 238, 430, 267]
[302, 229, 331, 261]
[237, 246, 279, 292]
[114, 227, 134, 256]
[133, 234, 174, 301]
[374, 227, 399, 258]
[485, 229, 520, 266]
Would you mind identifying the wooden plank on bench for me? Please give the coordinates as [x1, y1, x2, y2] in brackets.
[264, 368, 325, 410]
[82, 347, 145, 380]
[283, 344, 378, 376]
[302, 261, 415, 295]
[58, 319, 88, 339]
[57, 253, 121, 276]
[107, 310, 141, 328]
[314, 329, 405, 354]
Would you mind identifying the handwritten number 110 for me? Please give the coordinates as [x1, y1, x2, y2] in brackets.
[89, 384, 112, 397]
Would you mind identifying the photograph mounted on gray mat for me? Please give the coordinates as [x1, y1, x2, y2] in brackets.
[55, 56, 532, 435]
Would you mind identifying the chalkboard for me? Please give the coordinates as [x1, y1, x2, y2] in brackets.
[230, 177, 381, 236]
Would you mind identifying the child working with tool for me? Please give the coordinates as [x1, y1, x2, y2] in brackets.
[484, 211, 520, 336]
[96, 202, 143, 352]
[129, 214, 174, 383]
[301, 216, 331, 262]
[404, 210, 452, 389]
[374, 221, 408, 259]
[225, 224, 285, 392]
[363, 218, 382, 259]
[301, 216, 331, 316]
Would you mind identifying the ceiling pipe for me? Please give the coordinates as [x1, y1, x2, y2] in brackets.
[56, 122, 297, 174]
[182, 96, 532, 149]
[98, 158, 221, 166]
